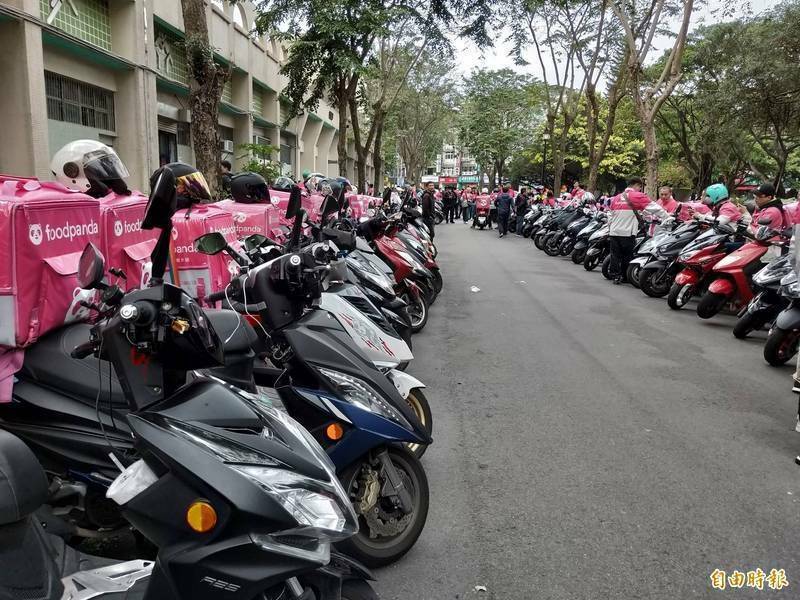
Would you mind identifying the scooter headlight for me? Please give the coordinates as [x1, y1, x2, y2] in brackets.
[317, 367, 412, 430]
[233, 466, 351, 538]
[780, 273, 800, 298]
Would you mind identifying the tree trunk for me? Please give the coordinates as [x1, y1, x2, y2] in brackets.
[181, 0, 228, 200]
[372, 115, 384, 192]
[641, 116, 659, 198]
[336, 81, 348, 178]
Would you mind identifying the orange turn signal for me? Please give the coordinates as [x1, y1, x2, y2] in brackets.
[186, 500, 217, 533]
[325, 423, 344, 441]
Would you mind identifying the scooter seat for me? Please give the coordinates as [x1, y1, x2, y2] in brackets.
[19, 324, 128, 407]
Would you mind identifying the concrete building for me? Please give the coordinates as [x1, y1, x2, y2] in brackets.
[432, 142, 479, 189]
[0, 0, 373, 190]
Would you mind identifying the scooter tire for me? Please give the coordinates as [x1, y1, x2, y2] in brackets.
[733, 311, 767, 339]
[601, 255, 613, 280]
[534, 233, 547, 250]
[559, 238, 574, 256]
[337, 447, 429, 568]
[667, 283, 694, 310]
[763, 327, 800, 366]
[639, 268, 672, 298]
[626, 263, 642, 289]
[404, 388, 432, 459]
[431, 268, 443, 295]
[342, 580, 380, 600]
[571, 247, 586, 264]
[697, 291, 727, 319]
[544, 236, 561, 257]
[522, 226, 533, 238]
[584, 252, 601, 271]
[407, 293, 429, 333]
[434, 214, 443, 225]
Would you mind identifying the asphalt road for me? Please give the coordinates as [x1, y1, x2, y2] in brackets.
[374, 222, 800, 600]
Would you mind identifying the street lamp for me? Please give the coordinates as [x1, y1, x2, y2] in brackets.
[541, 132, 550, 187]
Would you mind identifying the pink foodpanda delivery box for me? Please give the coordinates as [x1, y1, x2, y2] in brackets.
[215, 199, 279, 241]
[169, 204, 239, 306]
[0, 177, 100, 350]
[98, 191, 159, 291]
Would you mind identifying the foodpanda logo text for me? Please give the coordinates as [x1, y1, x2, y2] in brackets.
[45, 221, 99, 242]
[211, 225, 238, 237]
[113, 219, 142, 237]
[29, 221, 99, 244]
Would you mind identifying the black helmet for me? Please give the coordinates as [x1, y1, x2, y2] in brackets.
[231, 172, 269, 204]
[163, 162, 211, 209]
[271, 176, 295, 192]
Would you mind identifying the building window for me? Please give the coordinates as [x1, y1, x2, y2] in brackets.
[222, 79, 233, 105]
[154, 28, 188, 86]
[233, 4, 247, 29]
[45, 71, 115, 131]
[40, 0, 111, 51]
[252, 86, 263, 116]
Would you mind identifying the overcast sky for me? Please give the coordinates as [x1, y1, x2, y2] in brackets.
[453, 0, 778, 85]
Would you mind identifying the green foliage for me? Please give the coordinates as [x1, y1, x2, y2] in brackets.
[237, 143, 281, 183]
[458, 69, 540, 179]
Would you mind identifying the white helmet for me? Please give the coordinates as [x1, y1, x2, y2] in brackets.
[582, 192, 596, 204]
[50, 140, 129, 195]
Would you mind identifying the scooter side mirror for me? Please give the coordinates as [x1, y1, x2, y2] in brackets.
[244, 233, 271, 251]
[194, 232, 227, 255]
[77, 243, 106, 290]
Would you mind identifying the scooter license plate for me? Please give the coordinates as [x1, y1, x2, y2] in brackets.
[762, 246, 781, 263]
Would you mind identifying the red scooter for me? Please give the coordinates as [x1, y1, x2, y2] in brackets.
[667, 225, 731, 310]
[696, 225, 790, 319]
[361, 214, 436, 333]
[474, 196, 491, 229]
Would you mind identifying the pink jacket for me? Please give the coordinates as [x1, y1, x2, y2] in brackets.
[608, 188, 668, 236]
[751, 205, 786, 231]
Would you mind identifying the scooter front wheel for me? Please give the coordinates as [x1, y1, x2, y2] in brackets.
[763, 327, 800, 366]
[406, 293, 429, 333]
[544, 236, 561, 256]
[534, 233, 547, 250]
[583, 252, 601, 271]
[733, 310, 767, 339]
[571, 247, 586, 264]
[697, 291, 728, 319]
[639, 268, 672, 298]
[338, 447, 429, 568]
[626, 263, 642, 288]
[667, 283, 694, 310]
[404, 388, 432, 459]
[601, 255, 613, 280]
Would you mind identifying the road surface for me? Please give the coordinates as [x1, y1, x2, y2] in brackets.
[375, 222, 799, 599]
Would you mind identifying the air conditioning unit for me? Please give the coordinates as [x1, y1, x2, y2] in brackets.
[222, 139, 235, 153]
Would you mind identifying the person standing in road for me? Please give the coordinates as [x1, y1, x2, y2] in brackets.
[442, 185, 458, 223]
[515, 187, 529, 235]
[496, 185, 514, 238]
[421, 181, 436, 239]
[608, 177, 670, 284]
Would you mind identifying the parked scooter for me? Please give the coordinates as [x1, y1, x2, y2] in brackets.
[763, 271, 800, 366]
[636, 221, 703, 298]
[697, 225, 790, 319]
[667, 226, 732, 310]
[205, 195, 432, 567]
[584, 221, 610, 272]
[521, 204, 545, 238]
[474, 196, 491, 229]
[556, 208, 594, 256]
[732, 253, 793, 339]
[571, 212, 606, 265]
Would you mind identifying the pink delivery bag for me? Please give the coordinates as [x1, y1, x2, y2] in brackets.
[0, 178, 100, 348]
[98, 191, 159, 291]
